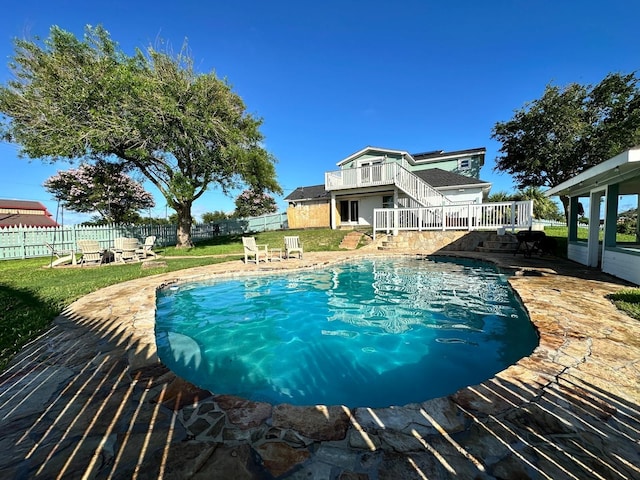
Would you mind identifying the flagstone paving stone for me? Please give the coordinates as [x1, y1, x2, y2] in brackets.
[1, 249, 639, 479]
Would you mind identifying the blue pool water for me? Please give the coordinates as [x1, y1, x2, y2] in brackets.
[155, 256, 538, 408]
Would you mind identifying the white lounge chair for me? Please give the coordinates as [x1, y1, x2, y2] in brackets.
[136, 235, 157, 259]
[45, 242, 75, 267]
[284, 236, 303, 259]
[242, 236, 268, 264]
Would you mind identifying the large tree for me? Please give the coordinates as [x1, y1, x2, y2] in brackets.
[492, 72, 640, 219]
[0, 25, 280, 247]
[44, 161, 154, 224]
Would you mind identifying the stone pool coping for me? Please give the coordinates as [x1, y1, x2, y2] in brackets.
[1, 250, 639, 478]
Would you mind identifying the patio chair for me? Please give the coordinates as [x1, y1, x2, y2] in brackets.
[120, 238, 141, 263]
[136, 235, 157, 259]
[242, 236, 269, 264]
[77, 239, 103, 266]
[284, 236, 303, 259]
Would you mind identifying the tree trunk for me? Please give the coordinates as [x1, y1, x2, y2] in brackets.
[175, 201, 194, 248]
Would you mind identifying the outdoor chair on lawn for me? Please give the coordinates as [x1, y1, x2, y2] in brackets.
[284, 236, 303, 259]
[135, 235, 157, 259]
[242, 236, 269, 264]
[77, 240, 103, 266]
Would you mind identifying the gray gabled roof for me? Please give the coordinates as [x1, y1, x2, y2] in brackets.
[413, 168, 491, 188]
[284, 184, 330, 201]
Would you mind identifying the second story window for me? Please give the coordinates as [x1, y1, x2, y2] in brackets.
[458, 158, 471, 170]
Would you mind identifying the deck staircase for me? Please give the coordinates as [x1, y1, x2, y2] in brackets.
[393, 162, 453, 207]
[325, 160, 452, 209]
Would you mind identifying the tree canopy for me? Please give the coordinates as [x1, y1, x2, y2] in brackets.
[44, 162, 154, 224]
[491, 72, 640, 217]
[201, 210, 228, 223]
[0, 25, 281, 247]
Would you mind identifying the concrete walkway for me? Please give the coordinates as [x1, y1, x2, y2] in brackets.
[0, 250, 638, 479]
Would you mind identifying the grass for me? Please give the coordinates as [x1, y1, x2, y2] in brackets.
[161, 229, 353, 256]
[2, 226, 638, 371]
[0, 228, 353, 370]
[607, 289, 640, 320]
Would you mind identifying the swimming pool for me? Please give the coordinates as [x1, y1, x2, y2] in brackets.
[155, 256, 538, 408]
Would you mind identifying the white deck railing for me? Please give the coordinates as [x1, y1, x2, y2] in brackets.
[325, 161, 451, 207]
[372, 200, 534, 239]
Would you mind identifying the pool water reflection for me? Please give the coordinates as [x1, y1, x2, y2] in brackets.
[155, 256, 538, 408]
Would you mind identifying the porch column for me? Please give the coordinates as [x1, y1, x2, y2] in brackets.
[604, 184, 619, 249]
[568, 196, 579, 242]
[330, 194, 336, 230]
[587, 190, 603, 268]
[393, 188, 399, 236]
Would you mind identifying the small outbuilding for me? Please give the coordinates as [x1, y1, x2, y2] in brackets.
[545, 148, 640, 285]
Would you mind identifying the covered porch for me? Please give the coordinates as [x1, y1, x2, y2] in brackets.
[546, 148, 640, 285]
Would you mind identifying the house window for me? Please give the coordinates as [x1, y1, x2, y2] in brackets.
[382, 195, 394, 208]
[359, 158, 384, 183]
[458, 158, 471, 170]
[339, 200, 359, 223]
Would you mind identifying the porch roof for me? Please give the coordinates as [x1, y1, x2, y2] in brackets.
[545, 147, 640, 198]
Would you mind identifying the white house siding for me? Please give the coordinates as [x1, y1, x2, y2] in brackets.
[359, 195, 384, 225]
[568, 242, 589, 266]
[437, 188, 483, 204]
[602, 249, 640, 285]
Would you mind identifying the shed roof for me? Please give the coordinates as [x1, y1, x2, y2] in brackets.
[284, 184, 331, 202]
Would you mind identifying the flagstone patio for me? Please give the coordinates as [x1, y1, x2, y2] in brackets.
[0, 250, 638, 479]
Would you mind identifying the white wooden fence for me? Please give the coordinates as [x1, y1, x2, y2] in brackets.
[372, 201, 534, 239]
[0, 212, 288, 260]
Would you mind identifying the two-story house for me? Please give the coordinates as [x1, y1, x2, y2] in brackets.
[285, 146, 491, 229]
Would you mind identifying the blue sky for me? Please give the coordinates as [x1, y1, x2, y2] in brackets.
[1, 0, 638, 224]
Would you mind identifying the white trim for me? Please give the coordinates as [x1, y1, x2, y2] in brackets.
[546, 147, 640, 197]
[337, 146, 414, 166]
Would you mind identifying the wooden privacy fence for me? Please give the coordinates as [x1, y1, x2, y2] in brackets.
[0, 212, 288, 260]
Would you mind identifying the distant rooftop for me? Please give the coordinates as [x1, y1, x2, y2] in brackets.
[0, 199, 59, 228]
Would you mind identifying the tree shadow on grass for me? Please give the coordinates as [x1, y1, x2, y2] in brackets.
[0, 285, 58, 370]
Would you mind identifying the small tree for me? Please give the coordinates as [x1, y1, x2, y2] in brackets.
[202, 210, 228, 223]
[511, 187, 563, 221]
[44, 162, 154, 223]
[234, 189, 277, 218]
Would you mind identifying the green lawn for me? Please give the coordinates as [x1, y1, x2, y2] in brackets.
[0, 228, 353, 370]
[1, 227, 637, 372]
